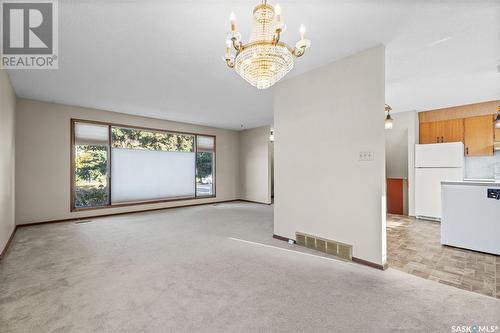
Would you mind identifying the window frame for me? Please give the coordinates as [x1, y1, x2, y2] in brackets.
[70, 118, 216, 212]
[195, 138, 216, 197]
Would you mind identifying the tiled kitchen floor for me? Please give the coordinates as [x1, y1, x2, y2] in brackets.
[387, 214, 500, 299]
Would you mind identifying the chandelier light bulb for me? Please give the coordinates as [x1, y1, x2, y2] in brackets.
[299, 24, 306, 40]
[230, 12, 237, 31]
[229, 12, 236, 22]
[275, 4, 282, 22]
[275, 4, 282, 16]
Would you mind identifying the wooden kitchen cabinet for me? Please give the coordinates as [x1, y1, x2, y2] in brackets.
[419, 122, 439, 144]
[418, 100, 499, 156]
[440, 119, 464, 143]
[464, 115, 494, 156]
[419, 119, 464, 144]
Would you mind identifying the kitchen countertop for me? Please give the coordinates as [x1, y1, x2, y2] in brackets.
[441, 179, 500, 186]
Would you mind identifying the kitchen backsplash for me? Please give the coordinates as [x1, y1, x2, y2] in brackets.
[465, 151, 500, 179]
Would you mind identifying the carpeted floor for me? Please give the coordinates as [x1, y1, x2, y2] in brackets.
[1, 202, 499, 332]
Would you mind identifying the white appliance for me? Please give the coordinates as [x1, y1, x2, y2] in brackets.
[415, 142, 464, 220]
[441, 182, 500, 255]
[495, 162, 500, 181]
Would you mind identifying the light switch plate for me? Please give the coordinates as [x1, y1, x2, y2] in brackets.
[358, 151, 374, 161]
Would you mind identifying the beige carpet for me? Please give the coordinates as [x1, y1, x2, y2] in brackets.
[1, 202, 499, 332]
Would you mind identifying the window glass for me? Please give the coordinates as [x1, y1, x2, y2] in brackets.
[74, 123, 110, 208]
[111, 127, 194, 152]
[196, 136, 215, 196]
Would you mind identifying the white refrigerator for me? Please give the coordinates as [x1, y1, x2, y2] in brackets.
[415, 142, 464, 220]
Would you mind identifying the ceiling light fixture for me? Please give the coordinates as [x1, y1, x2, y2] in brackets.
[496, 106, 500, 129]
[224, 1, 311, 89]
[385, 104, 394, 130]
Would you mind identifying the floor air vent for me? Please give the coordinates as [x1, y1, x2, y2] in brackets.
[296, 234, 306, 246]
[295, 232, 352, 261]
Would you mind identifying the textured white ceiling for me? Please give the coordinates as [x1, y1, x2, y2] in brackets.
[6, 0, 500, 130]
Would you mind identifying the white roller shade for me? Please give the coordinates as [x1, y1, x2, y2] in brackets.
[111, 148, 195, 203]
[197, 136, 214, 151]
[75, 123, 109, 146]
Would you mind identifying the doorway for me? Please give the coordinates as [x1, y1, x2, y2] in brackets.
[385, 128, 409, 215]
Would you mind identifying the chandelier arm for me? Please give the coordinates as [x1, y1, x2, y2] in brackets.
[225, 58, 235, 68]
[231, 37, 243, 52]
[226, 47, 242, 68]
[292, 46, 306, 58]
[272, 29, 282, 45]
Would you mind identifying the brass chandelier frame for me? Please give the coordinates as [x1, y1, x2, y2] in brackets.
[224, 2, 308, 70]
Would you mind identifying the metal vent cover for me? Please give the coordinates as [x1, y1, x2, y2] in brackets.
[296, 234, 306, 246]
[295, 232, 352, 261]
[305, 236, 316, 249]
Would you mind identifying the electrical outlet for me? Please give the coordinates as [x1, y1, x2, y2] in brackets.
[358, 151, 374, 161]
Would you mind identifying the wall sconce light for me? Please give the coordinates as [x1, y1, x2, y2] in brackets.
[385, 104, 393, 130]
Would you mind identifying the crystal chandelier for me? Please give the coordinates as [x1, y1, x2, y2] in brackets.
[224, 1, 311, 90]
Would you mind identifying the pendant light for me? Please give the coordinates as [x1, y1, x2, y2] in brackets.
[385, 104, 393, 130]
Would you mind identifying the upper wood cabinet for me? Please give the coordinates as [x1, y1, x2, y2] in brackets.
[419, 122, 439, 144]
[418, 101, 499, 156]
[419, 119, 464, 144]
[441, 119, 464, 143]
[464, 115, 494, 156]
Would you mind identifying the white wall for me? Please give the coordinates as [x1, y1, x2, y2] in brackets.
[274, 46, 387, 265]
[385, 129, 408, 179]
[15, 99, 241, 225]
[270, 141, 274, 197]
[239, 126, 271, 204]
[0, 70, 16, 254]
[385, 111, 418, 216]
[385, 128, 409, 215]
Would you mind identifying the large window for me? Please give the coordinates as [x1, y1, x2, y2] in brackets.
[72, 120, 215, 210]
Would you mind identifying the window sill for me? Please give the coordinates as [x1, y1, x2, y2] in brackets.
[71, 195, 217, 212]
